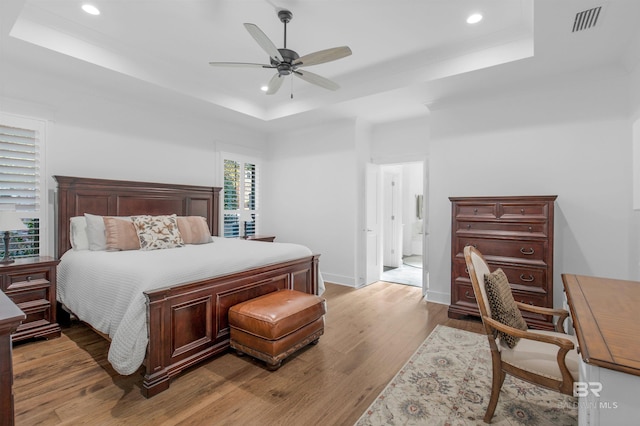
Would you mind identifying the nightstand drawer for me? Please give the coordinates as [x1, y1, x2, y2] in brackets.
[6, 286, 49, 304]
[16, 299, 51, 330]
[3, 270, 51, 292]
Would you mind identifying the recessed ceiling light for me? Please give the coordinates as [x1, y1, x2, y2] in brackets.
[467, 13, 482, 24]
[82, 4, 101, 16]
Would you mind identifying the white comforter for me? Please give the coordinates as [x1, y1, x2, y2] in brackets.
[57, 237, 323, 375]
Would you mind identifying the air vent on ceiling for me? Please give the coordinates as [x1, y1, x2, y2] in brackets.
[572, 6, 602, 32]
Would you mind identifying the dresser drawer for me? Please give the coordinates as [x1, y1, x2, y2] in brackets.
[452, 258, 548, 296]
[453, 203, 497, 219]
[496, 265, 547, 292]
[455, 221, 548, 238]
[499, 202, 549, 220]
[452, 283, 549, 321]
[452, 258, 547, 292]
[451, 282, 547, 308]
[452, 282, 479, 308]
[456, 238, 547, 265]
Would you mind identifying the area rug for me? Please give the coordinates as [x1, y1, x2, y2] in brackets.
[355, 325, 577, 425]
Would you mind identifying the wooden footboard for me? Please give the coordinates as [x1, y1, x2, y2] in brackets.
[142, 254, 319, 397]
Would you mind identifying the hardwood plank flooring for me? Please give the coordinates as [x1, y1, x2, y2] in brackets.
[12, 282, 482, 425]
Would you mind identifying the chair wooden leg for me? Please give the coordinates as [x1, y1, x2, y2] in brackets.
[484, 360, 506, 423]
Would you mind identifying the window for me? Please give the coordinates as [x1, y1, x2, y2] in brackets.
[0, 115, 45, 259]
[222, 155, 259, 237]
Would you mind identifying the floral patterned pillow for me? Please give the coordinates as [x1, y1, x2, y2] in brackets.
[131, 214, 184, 250]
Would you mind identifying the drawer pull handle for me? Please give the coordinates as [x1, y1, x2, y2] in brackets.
[465, 243, 478, 249]
[521, 208, 525, 214]
[520, 274, 535, 282]
[464, 291, 476, 300]
[519, 300, 534, 306]
[520, 247, 535, 255]
[528, 226, 532, 232]
[26, 276, 32, 282]
[466, 224, 471, 229]
[464, 267, 469, 274]
[473, 208, 478, 215]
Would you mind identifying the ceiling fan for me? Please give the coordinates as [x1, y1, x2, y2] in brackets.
[209, 9, 352, 95]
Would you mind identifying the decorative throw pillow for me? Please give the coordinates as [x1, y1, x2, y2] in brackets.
[484, 269, 528, 348]
[177, 216, 212, 244]
[104, 216, 140, 251]
[132, 214, 184, 250]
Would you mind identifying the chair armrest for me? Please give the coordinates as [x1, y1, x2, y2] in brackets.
[483, 316, 575, 350]
[515, 302, 570, 333]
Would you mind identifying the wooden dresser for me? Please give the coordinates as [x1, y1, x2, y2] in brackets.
[449, 195, 556, 329]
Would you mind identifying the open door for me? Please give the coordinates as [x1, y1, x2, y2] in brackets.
[382, 169, 402, 268]
[365, 163, 381, 285]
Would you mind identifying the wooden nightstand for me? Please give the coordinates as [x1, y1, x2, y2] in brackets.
[0, 256, 61, 342]
[242, 235, 276, 242]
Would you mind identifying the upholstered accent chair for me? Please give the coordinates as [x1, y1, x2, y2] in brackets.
[463, 245, 579, 423]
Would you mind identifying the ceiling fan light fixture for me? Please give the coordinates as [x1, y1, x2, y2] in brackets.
[260, 85, 269, 92]
[82, 4, 101, 16]
[466, 13, 483, 24]
[209, 8, 351, 95]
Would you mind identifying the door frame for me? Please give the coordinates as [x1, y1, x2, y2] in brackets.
[366, 155, 429, 295]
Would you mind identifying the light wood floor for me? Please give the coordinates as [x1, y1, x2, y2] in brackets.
[12, 282, 482, 425]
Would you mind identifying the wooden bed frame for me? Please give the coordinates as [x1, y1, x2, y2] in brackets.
[54, 176, 320, 397]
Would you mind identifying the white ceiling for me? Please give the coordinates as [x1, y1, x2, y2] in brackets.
[2, 0, 640, 132]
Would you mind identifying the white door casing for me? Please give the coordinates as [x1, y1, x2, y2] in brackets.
[365, 163, 381, 285]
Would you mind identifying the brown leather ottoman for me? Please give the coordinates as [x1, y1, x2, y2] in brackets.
[228, 290, 326, 370]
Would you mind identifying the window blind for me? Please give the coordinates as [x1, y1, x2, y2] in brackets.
[0, 123, 41, 258]
[222, 156, 259, 238]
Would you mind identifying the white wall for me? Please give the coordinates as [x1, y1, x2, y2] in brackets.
[261, 120, 358, 286]
[427, 68, 633, 308]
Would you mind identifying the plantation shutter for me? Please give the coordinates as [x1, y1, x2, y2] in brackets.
[222, 155, 259, 237]
[0, 121, 42, 258]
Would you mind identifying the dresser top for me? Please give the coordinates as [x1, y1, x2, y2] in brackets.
[449, 195, 557, 202]
[562, 274, 640, 376]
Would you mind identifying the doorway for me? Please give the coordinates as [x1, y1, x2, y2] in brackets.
[375, 161, 426, 288]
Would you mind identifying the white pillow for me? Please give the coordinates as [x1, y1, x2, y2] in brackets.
[69, 216, 89, 250]
[84, 213, 107, 251]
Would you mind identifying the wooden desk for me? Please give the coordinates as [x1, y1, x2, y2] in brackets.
[562, 274, 640, 425]
[0, 291, 26, 426]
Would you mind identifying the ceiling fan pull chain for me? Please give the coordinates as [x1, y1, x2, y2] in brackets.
[291, 74, 294, 99]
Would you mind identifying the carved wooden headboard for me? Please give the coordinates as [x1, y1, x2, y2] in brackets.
[55, 176, 221, 257]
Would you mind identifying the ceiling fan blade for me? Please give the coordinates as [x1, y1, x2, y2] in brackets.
[294, 69, 339, 91]
[243, 23, 283, 63]
[293, 46, 352, 67]
[266, 73, 284, 95]
[208, 62, 273, 68]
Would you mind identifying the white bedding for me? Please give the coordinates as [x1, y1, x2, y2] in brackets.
[57, 237, 324, 375]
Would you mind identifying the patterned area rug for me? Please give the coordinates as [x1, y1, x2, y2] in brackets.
[355, 325, 577, 425]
